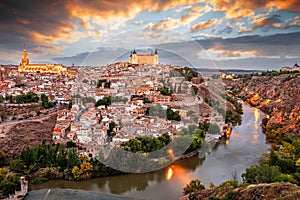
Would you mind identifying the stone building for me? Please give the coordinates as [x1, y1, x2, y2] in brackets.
[129, 49, 158, 65]
[18, 46, 67, 74]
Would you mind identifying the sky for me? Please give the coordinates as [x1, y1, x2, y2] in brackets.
[0, 0, 300, 69]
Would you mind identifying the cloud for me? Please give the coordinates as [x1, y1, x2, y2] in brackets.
[251, 14, 282, 30]
[205, 0, 300, 19]
[190, 18, 218, 32]
[134, 20, 144, 25]
[0, 0, 201, 54]
[145, 5, 211, 30]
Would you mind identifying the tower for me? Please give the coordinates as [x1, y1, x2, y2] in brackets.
[154, 49, 158, 65]
[130, 49, 138, 64]
[21, 45, 29, 66]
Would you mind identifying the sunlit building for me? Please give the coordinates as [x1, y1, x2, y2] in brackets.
[129, 49, 158, 65]
[18, 47, 67, 74]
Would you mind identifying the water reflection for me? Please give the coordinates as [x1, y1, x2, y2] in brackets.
[252, 108, 260, 144]
[166, 167, 174, 180]
[30, 104, 269, 200]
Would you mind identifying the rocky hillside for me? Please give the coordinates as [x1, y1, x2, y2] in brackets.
[0, 115, 56, 160]
[182, 182, 300, 200]
[0, 103, 43, 121]
[227, 72, 300, 142]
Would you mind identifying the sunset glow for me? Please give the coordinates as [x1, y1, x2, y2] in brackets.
[0, 0, 298, 69]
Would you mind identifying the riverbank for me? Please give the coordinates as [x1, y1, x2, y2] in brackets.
[28, 104, 269, 200]
[24, 189, 141, 200]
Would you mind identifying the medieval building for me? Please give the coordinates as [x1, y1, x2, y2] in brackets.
[129, 49, 158, 65]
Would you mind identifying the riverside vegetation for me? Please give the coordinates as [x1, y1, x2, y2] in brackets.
[182, 71, 300, 200]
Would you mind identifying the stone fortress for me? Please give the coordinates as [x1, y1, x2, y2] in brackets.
[129, 49, 158, 65]
[18, 46, 67, 74]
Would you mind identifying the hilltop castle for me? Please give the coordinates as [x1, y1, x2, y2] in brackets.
[18, 46, 67, 74]
[129, 49, 158, 65]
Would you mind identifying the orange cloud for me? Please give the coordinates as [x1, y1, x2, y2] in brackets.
[203, 0, 300, 19]
[16, 17, 31, 25]
[144, 5, 213, 30]
[190, 18, 218, 32]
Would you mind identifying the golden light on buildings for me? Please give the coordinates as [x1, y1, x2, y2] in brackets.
[166, 167, 174, 180]
[253, 94, 261, 100]
[18, 47, 67, 74]
[262, 99, 270, 105]
[266, 114, 270, 119]
[275, 99, 281, 103]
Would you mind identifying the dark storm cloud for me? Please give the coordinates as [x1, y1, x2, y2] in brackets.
[0, 0, 74, 52]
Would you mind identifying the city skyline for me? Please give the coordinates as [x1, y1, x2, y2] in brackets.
[0, 0, 300, 69]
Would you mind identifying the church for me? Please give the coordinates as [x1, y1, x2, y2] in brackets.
[129, 49, 158, 65]
[18, 47, 67, 74]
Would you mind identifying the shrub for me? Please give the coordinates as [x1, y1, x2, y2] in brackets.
[30, 177, 49, 184]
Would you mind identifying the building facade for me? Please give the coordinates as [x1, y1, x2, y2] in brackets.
[129, 49, 158, 65]
[18, 47, 67, 74]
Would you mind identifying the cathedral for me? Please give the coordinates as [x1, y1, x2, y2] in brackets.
[129, 49, 158, 65]
[18, 47, 67, 74]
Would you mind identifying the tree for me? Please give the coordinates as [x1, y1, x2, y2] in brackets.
[0, 150, 6, 167]
[207, 123, 220, 134]
[183, 179, 205, 195]
[147, 104, 166, 118]
[159, 86, 173, 96]
[0, 168, 8, 181]
[66, 141, 77, 148]
[166, 108, 181, 121]
[66, 148, 80, 170]
[273, 174, 298, 184]
[9, 159, 24, 173]
[95, 96, 111, 107]
[242, 164, 281, 184]
[0, 180, 17, 197]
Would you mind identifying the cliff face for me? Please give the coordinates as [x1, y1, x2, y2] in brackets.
[0, 115, 56, 159]
[182, 182, 300, 200]
[230, 74, 300, 141]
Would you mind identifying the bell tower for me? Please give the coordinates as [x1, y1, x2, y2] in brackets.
[21, 45, 29, 66]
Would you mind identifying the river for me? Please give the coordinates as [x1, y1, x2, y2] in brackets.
[27, 104, 269, 200]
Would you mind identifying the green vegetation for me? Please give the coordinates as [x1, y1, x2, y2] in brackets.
[159, 86, 173, 96]
[82, 97, 96, 105]
[166, 108, 181, 121]
[0, 143, 123, 186]
[183, 179, 205, 195]
[211, 74, 220, 79]
[5, 92, 39, 104]
[170, 67, 203, 82]
[143, 97, 151, 103]
[146, 105, 181, 121]
[95, 96, 128, 107]
[30, 177, 49, 184]
[121, 133, 171, 153]
[242, 138, 300, 185]
[41, 94, 54, 109]
[146, 104, 166, 118]
[0, 150, 6, 167]
[237, 70, 300, 79]
[0, 169, 20, 198]
[96, 79, 111, 88]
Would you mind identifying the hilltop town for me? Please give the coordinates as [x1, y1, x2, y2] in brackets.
[0, 49, 235, 161]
